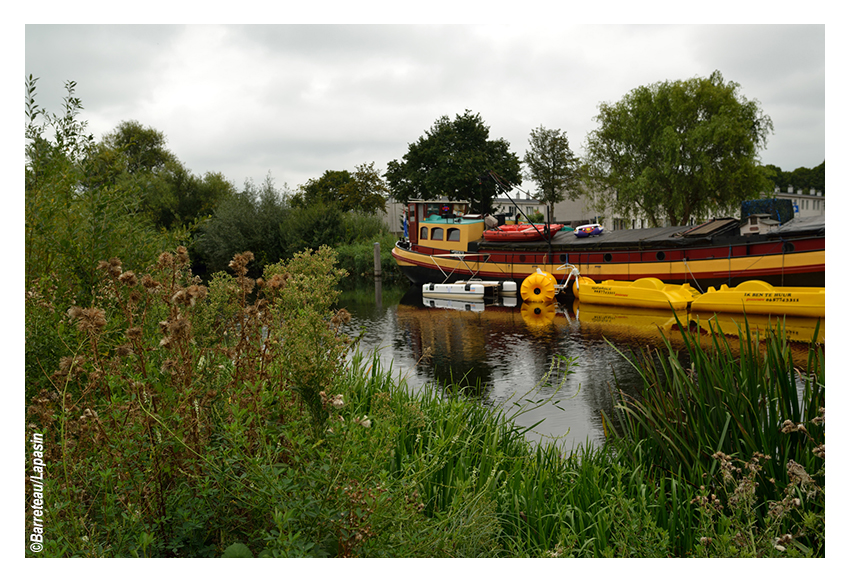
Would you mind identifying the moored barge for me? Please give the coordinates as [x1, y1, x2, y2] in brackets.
[392, 199, 825, 298]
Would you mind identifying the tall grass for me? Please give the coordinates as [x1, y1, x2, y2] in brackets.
[339, 349, 674, 556]
[604, 313, 825, 556]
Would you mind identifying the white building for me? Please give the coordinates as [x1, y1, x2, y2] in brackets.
[769, 186, 825, 218]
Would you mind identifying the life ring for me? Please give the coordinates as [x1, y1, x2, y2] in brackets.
[520, 271, 556, 303]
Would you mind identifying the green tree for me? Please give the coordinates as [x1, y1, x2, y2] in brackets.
[523, 126, 582, 220]
[194, 174, 291, 274]
[102, 119, 175, 174]
[344, 162, 389, 214]
[25, 77, 171, 302]
[93, 120, 236, 230]
[765, 161, 825, 194]
[385, 110, 522, 213]
[295, 169, 354, 208]
[295, 162, 388, 214]
[584, 71, 774, 226]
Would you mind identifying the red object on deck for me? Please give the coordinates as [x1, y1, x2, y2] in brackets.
[482, 223, 564, 242]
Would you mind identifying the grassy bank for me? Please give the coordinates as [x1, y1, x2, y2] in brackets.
[25, 247, 824, 557]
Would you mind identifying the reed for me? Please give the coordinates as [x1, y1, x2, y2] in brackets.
[604, 313, 825, 555]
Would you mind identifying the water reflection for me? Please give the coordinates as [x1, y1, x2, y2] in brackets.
[340, 284, 824, 451]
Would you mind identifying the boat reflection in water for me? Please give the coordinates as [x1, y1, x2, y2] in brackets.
[571, 300, 823, 365]
[379, 286, 824, 450]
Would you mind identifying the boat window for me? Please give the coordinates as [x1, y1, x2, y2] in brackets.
[447, 228, 461, 242]
[420, 226, 428, 240]
[656, 251, 666, 261]
[432, 227, 444, 241]
[560, 254, 568, 264]
[604, 253, 612, 263]
[783, 242, 795, 253]
[519, 255, 526, 262]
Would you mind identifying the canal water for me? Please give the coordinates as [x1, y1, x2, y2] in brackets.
[338, 282, 823, 451]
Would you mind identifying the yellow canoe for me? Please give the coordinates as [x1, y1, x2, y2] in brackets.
[572, 276, 700, 311]
[690, 280, 825, 318]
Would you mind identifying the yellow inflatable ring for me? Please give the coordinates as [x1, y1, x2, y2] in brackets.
[521, 301, 557, 327]
[521, 271, 556, 303]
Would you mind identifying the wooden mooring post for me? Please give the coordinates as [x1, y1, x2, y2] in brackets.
[373, 242, 382, 309]
[373, 242, 382, 279]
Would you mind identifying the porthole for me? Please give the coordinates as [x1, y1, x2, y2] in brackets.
[560, 254, 568, 263]
[603, 253, 613, 263]
[783, 242, 795, 253]
[656, 251, 666, 261]
[519, 255, 526, 263]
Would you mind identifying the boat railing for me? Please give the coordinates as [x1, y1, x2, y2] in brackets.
[429, 252, 492, 283]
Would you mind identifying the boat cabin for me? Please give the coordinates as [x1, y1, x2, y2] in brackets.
[740, 214, 781, 236]
[406, 199, 486, 253]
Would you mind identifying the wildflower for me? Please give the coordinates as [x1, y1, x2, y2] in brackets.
[773, 533, 792, 552]
[354, 416, 372, 428]
[79, 408, 99, 421]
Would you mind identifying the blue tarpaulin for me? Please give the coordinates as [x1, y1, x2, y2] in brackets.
[741, 198, 794, 224]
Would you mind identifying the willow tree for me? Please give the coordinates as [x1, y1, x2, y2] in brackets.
[583, 71, 774, 226]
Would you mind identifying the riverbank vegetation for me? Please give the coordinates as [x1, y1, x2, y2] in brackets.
[25, 78, 824, 558]
[26, 241, 825, 557]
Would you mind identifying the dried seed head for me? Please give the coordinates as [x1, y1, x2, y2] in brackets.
[176, 246, 190, 265]
[118, 271, 138, 287]
[239, 277, 255, 294]
[141, 274, 160, 290]
[266, 273, 289, 291]
[228, 251, 254, 276]
[76, 307, 107, 334]
[332, 308, 352, 326]
[157, 252, 174, 269]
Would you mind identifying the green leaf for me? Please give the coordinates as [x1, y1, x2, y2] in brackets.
[221, 542, 253, 558]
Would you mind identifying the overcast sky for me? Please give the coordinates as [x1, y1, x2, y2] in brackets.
[24, 23, 826, 195]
